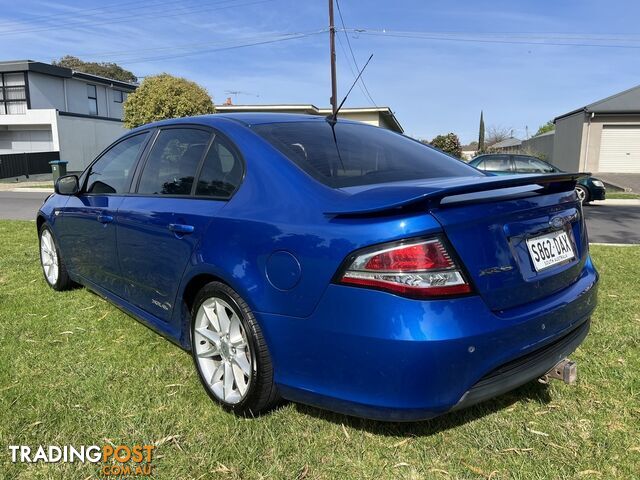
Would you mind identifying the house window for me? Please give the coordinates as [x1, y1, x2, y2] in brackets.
[113, 90, 124, 103]
[87, 84, 98, 115]
[0, 72, 28, 115]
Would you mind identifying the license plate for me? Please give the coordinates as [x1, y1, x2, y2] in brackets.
[526, 230, 575, 271]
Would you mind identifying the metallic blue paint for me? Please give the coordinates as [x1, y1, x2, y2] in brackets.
[265, 251, 302, 291]
[37, 113, 598, 421]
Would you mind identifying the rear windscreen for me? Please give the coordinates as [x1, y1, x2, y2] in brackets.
[253, 121, 482, 188]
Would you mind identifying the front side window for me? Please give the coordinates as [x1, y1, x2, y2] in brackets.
[137, 128, 210, 195]
[195, 136, 243, 198]
[0, 73, 27, 115]
[86, 133, 149, 194]
[87, 84, 98, 116]
[253, 121, 482, 188]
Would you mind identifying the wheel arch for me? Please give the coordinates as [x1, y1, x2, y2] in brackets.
[182, 272, 228, 315]
[36, 213, 66, 265]
[176, 270, 255, 349]
[36, 213, 47, 232]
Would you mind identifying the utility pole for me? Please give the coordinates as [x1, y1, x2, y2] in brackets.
[328, 0, 338, 115]
[478, 110, 485, 153]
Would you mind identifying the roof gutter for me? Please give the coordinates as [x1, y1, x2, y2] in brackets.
[554, 107, 587, 123]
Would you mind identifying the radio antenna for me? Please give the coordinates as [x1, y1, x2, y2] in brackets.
[327, 54, 373, 125]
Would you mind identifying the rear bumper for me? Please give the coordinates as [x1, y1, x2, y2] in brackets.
[258, 256, 598, 421]
[452, 318, 589, 411]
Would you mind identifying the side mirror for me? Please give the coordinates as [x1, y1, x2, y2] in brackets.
[55, 175, 79, 195]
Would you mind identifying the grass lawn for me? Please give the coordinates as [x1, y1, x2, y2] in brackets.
[16, 183, 53, 189]
[605, 192, 640, 200]
[1, 219, 638, 479]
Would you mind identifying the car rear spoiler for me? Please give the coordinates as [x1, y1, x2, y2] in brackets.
[324, 173, 585, 217]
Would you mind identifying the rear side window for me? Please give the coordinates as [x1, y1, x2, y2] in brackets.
[137, 128, 210, 195]
[195, 136, 243, 198]
[86, 133, 148, 194]
[253, 121, 482, 188]
[482, 156, 511, 172]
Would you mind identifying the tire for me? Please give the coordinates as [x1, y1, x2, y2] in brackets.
[190, 281, 279, 416]
[39, 224, 74, 291]
[576, 185, 590, 205]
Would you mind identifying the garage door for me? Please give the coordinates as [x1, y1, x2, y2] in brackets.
[599, 125, 640, 173]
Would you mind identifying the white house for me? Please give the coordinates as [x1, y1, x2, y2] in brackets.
[0, 60, 137, 176]
[553, 85, 640, 173]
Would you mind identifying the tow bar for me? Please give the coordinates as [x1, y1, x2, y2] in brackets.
[539, 358, 577, 385]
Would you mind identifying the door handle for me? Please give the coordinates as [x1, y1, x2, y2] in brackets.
[97, 214, 114, 224]
[168, 223, 194, 234]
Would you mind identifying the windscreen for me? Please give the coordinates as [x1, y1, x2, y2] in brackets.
[253, 121, 483, 188]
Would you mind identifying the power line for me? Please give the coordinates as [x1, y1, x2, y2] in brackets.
[0, 0, 263, 36]
[342, 28, 640, 50]
[112, 29, 326, 65]
[72, 30, 313, 59]
[395, 31, 640, 42]
[0, 0, 275, 37]
[351, 30, 640, 42]
[335, 33, 370, 103]
[334, 0, 377, 107]
[0, 0, 195, 28]
[118, 30, 324, 64]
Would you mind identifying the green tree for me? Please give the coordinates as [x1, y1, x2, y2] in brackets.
[123, 74, 215, 129]
[429, 133, 463, 158]
[478, 110, 485, 153]
[535, 120, 555, 136]
[52, 55, 137, 83]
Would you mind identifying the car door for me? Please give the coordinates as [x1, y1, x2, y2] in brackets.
[116, 127, 244, 323]
[58, 131, 151, 295]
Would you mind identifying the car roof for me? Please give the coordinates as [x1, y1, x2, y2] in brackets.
[472, 153, 511, 159]
[472, 153, 551, 162]
[471, 153, 562, 173]
[128, 112, 364, 134]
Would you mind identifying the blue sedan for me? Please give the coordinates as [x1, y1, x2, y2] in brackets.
[37, 114, 598, 421]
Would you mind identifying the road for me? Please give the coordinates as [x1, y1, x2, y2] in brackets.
[0, 191, 49, 221]
[0, 191, 638, 244]
[583, 203, 640, 244]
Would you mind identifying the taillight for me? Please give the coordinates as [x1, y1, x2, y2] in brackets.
[336, 237, 472, 299]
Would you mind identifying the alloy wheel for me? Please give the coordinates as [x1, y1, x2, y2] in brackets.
[40, 229, 59, 285]
[193, 296, 253, 404]
[575, 186, 588, 204]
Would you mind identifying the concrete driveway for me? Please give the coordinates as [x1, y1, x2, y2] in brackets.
[0, 191, 638, 244]
[596, 173, 640, 192]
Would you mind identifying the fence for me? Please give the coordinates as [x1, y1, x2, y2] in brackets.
[0, 151, 59, 179]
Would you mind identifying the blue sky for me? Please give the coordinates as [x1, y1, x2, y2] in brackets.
[3, 0, 640, 143]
